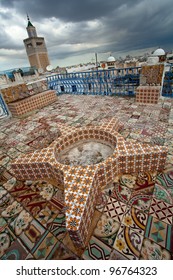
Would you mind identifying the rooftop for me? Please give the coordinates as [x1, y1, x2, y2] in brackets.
[0, 93, 173, 260]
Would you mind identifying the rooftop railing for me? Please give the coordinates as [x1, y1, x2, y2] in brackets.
[47, 67, 141, 96]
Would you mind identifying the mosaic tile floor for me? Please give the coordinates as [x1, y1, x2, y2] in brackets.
[0, 94, 173, 260]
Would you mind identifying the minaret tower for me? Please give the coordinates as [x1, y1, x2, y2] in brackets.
[23, 15, 50, 72]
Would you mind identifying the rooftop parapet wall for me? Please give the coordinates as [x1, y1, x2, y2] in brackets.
[11, 117, 168, 248]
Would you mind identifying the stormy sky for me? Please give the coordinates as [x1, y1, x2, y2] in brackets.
[0, 0, 173, 71]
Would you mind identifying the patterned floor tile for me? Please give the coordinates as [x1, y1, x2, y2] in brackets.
[0, 226, 16, 257]
[119, 174, 137, 189]
[23, 197, 47, 217]
[1, 239, 29, 260]
[0, 217, 7, 232]
[149, 197, 173, 224]
[35, 203, 59, 227]
[82, 236, 112, 260]
[153, 183, 173, 204]
[8, 180, 29, 195]
[48, 212, 67, 240]
[133, 171, 156, 195]
[140, 238, 172, 260]
[9, 209, 33, 236]
[19, 219, 46, 250]
[145, 215, 173, 251]
[93, 213, 120, 247]
[47, 241, 79, 260]
[1, 200, 23, 224]
[0, 193, 14, 214]
[32, 231, 58, 260]
[128, 193, 152, 212]
[103, 196, 127, 223]
[109, 248, 128, 260]
[110, 183, 131, 204]
[0, 94, 173, 260]
[0, 186, 7, 199]
[113, 224, 144, 260]
[121, 206, 148, 235]
[156, 172, 173, 188]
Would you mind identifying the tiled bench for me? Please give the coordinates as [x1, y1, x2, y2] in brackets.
[8, 90, 57, 116]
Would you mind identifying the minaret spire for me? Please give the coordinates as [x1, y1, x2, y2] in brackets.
[26, 14, 34, 28]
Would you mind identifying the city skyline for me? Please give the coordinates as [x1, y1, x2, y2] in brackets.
[0, 0, 173, 71]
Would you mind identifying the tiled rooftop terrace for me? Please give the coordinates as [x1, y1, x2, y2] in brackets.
[0, 94, 173, 260]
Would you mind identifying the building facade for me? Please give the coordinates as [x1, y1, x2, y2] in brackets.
[23, 16, 50, 72]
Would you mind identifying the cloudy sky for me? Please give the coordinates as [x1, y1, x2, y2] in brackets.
[0, 0, 173, 71]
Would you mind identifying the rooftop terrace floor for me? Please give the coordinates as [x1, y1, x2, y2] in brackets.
[0, 94, 173, 260]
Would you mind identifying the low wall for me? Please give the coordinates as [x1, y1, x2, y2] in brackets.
[8, 90, 57, 116]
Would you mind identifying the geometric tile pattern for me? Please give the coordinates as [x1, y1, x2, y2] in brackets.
[35, 203, 59, 227]
[82, 236, 112, 260]
[8, 90, 57, 117]
[48, 212, 67, 240]
[145, 216, 172, 251]
[103, 197, 127, 223]
[136, 65, 164, 104]
[136, 85, 161, 104]
[19, 219, 46, 250]
[149, 197, 173, 224]
[32, 231, 58, 260]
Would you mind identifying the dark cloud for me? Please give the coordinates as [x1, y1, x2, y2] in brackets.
[0, 0, 173, 69]
[1, 0, 140, 22]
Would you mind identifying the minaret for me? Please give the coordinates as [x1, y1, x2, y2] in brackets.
[23, 15, 50, 72]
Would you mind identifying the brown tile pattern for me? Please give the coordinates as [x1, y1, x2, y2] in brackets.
[136, 86, 161, 104]
[1, 84, 28, 104]
[8, 90, 57, 117]
[141, 64, 164, 85]
[1, 80, 48, 104]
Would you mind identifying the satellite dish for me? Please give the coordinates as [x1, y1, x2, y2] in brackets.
[38, 68, 44, 74]
[46, 65, 53, 71]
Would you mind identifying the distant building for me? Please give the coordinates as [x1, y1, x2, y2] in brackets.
[152, 48, 166, 63]
[107, 55, 116, 69]
[23, 15, 50, 72]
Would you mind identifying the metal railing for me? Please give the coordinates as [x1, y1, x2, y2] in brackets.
[162, 70, 173, 98]
[47, 67, 141, 96]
